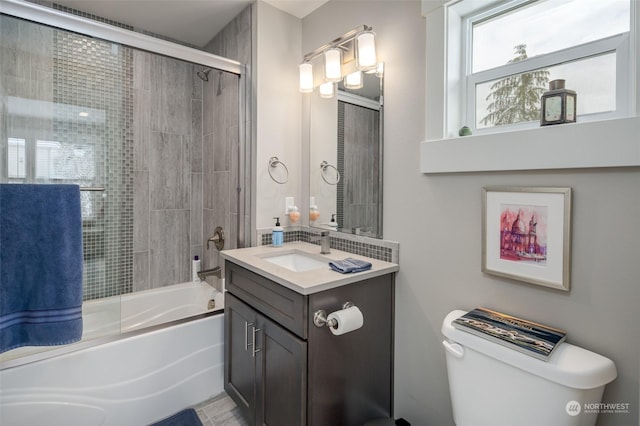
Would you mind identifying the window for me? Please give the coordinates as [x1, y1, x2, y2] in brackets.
[7, 138, 26, 179]
[453, 0, 632, 134]
[35, 140, 95, 181]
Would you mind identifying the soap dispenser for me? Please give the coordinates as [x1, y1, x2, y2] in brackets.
[329, 214, 338, 229]
[287, 205, 300, 223]
[272, 217, 284, 247]
[309, 204, 320, 222]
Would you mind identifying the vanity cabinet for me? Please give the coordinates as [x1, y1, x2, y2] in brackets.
[225, 292, 307, 425]
[224, 261, 394, 426]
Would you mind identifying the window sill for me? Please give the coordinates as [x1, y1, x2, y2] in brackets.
[420, 117, 640, 173]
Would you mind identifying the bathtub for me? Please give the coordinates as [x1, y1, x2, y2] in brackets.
[0, 282, 226, 426]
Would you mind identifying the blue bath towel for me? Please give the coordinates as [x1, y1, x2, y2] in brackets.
[1, 184, 83, 353]
[329, 258, 372, 274]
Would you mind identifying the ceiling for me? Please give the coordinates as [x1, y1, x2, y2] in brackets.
[53, 0, 329, 47]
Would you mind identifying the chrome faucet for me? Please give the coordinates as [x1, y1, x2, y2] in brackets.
[198, 266, 222, 282]
[316, 231, 330, 254]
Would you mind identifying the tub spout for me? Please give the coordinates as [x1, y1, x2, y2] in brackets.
[198, 266, 222, 281]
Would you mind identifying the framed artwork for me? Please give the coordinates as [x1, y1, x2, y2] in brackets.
[482, 187, 572, 291]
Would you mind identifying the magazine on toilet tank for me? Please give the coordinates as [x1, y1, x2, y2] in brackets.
[452, 307, 567, 361]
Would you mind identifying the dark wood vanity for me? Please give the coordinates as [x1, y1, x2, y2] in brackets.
[223, 260, 395, 426]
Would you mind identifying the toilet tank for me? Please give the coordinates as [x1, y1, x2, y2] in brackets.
[442, 310, 617, 426]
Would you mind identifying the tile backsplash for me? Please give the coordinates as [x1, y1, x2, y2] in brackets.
[257, 227, 398, 264]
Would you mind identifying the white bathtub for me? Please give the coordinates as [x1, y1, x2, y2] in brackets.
[1, 281, 223, 363]
[82, 281, 223, 338]
[0, 282, 226, 426]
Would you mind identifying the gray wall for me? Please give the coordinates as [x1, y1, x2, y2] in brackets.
[302, 2, 639, 425]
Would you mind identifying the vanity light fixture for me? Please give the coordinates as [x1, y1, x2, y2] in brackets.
[299, 63, 313, 93]
[299, 25, 378, 94]
[356, 30, 377, 71]
[319, 82, 335, 98]
[344, 71, 363, 89]
[324, 48, 342, 82]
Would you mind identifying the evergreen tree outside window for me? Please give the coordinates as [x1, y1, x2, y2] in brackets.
[479, 44, 549, 127]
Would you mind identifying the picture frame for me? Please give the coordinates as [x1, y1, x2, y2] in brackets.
[482, 186, 572, 291]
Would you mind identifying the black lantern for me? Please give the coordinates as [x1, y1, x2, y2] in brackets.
[540, 79, 577, 126]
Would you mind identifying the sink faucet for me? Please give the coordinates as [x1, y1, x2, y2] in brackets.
[317, 231, 331, 254]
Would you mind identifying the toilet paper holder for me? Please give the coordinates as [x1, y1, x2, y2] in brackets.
[313, 301, 354, 328]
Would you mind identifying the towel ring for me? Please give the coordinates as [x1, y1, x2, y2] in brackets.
[320, 161, 340, 185]
[268, 156, 289, 184]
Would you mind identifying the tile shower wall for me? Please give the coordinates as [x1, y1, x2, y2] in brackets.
[53, 29, 134, 299]
[132, 52, 205, 290]
[133, 6, 252, 290]
[337, 101, 381, 237]
[2, 5, 251, 297]
[201, 6, 252, 275]
[0, 15, 134, 300]
[0, 16, 54, 180]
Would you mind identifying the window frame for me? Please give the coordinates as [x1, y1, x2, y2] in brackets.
[452, 0, 633, 136]
[420, 0, 640, 173]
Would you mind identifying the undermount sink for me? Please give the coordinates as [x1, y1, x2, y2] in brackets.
[261, 250, 328, 272]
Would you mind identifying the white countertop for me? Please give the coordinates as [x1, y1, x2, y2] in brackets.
[220, 241, 399, 295]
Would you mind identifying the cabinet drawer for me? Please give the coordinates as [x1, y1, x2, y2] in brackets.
[226, 261, 308, 339]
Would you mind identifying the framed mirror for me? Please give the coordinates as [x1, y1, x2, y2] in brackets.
[309, 67, 383, 238]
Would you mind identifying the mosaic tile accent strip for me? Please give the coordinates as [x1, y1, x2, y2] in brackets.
[52, 28, 134, 300]
[258, 228, 398, 264]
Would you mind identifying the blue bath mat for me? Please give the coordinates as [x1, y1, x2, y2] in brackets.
[151, 408, 202, 426]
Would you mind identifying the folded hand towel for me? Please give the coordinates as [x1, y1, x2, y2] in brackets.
[1, 184, 84, 353]
[329, 258, 372, 274]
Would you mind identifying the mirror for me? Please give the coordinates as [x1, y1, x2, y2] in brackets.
[309, 68, 383, 238]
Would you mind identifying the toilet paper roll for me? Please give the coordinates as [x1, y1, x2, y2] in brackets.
[327, 306, 364, 335]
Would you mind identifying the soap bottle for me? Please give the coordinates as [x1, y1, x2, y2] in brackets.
[309, 204, 320, 222]
[272, 217, 284, 247]
[329, 214, 338, 229]
[288, 206, 300, 223]
[192, 255, 201, 282]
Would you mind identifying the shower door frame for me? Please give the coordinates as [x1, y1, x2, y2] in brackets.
[1, 0, 252, 249]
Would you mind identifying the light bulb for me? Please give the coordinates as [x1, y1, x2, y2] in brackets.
[356, 31, 377, 71]
[319, 82, 334, 98]
[344, 71, 363, 89]
[324, 48, 342, 82]
[299, 63, 313, 93]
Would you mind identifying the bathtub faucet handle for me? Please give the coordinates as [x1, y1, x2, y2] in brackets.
[207, 226, 225, 251]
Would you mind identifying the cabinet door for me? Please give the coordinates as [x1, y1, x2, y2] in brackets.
[225, 293, 258, 425]
[255, 313, 307, 426]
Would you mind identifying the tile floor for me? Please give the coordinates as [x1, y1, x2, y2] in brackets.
[193, 393, 249, 426]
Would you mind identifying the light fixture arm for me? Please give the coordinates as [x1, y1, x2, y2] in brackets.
[302, 24, 372, 64]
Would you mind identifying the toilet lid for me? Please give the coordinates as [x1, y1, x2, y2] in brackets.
[442, 310, 617, 389]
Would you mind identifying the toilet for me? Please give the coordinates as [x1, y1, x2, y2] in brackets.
[442, 310, 617, 426]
